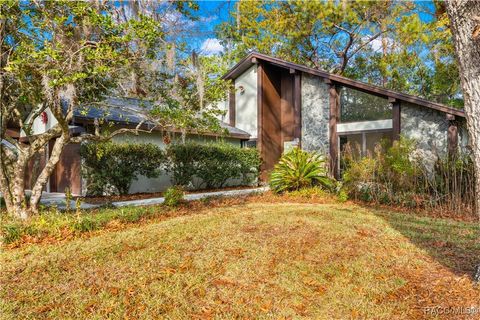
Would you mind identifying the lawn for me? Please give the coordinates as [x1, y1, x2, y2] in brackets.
[1, 201, 479, 319]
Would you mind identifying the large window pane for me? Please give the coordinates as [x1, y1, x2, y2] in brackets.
[339, 130, 393, 175]
[340, 87, 392, 122]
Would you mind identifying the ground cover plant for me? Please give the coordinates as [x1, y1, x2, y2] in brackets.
[1, 193, 479, 319]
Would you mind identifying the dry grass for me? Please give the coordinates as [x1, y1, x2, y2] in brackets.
[1, 202, 479, 319]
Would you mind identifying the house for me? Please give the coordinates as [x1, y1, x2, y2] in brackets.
[222, 52, 469, 178]
[6, 97, 250, 195]
[5, 52, 469, 196]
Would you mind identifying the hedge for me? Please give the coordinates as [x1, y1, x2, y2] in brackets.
[166, 142, 261, 189]
[80, 141, 261, 195]
[80, 142, 165, 196]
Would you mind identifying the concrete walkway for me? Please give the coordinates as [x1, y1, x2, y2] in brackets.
[111, 187, 268, 207]
[40, 193, 99, 210]
[39, 187, 268, 210]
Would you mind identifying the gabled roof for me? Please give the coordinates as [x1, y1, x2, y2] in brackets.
[73, 97, 251, 139]
[223, 52, 465, 118]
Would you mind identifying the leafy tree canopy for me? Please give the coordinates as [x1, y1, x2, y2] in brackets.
[217, 0, 462, 107]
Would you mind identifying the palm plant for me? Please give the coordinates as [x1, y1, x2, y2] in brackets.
[269, 147, 333, 193]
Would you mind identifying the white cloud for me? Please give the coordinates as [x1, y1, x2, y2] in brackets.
[364, 36, 395, 53]
[200, 38, 224, 55]
[370, 38, 383, 52]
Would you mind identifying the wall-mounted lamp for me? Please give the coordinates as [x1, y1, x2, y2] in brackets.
[238, 85, 245, 95]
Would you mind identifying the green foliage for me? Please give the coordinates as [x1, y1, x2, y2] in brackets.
[0, 206, 164, 244]
[81, 142, 165, 196]
[1, 223, 23, 244]
[269, 148, 333, 194]
[343, 137, 417, 202]
[163, 186, 185, 207]
[64, 188, 72, 212]
[337, 189, 349, 203]
[72, 216, 101, 233]
[166, 142, 261, 189]
[342, 137, 475, 214]
[217, 1, 462, 106]
[0, 1, 226, 217]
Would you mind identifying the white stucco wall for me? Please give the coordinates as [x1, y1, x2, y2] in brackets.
[111, 131, 241, 194]
[234, 65, 258, 138]
[20, 107, 58, 137]
[210, 99, 229, 123]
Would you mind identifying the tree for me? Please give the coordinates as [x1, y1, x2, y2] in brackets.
[0, 1, 223, 219]
[217, 0, 463, 106]
[444, 1, 480, 218]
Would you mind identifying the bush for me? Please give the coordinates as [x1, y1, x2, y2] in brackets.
[166, 142, 261, 189]
[163, 186, 185, 207]
[342, 136, 476, 216]
[287, 186, 329, 198]
[72, 216, 101, 233]
[269, 148, 334, 193]
[81, 142, 165, 196]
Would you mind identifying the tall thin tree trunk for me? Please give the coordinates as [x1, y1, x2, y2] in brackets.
[445, 1, 480, 219]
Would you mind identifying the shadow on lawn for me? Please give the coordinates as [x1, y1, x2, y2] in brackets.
[371, 207, 480, 279]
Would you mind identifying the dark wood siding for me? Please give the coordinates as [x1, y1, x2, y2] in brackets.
[259, 64, 282, 176]
[329, 84, 340, 178]
[280, 70, 295, 143]
[51, 143, 82, 195]
[293, 72, 302, 143]
[229, 89, 236, 126]
[392, 100, 401, 141]
[256, 65, 302, 180]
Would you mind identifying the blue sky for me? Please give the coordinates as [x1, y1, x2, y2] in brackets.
[190, 0, 437, 55]
[189, 1, 236, 55]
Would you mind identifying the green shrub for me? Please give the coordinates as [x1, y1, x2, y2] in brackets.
[269, 148, 333, 193]
[337, 189, 349, 203]
[287, 186, 328, 198]
[342, 136, 476, 215]
[166, 142, 261, 189]
[81, 142, 165, 196]
[72, 216, 102, 233]
[163, 186, 185, 207]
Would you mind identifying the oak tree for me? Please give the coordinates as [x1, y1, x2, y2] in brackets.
[0, 1, 223, 218]
[445, 0, 480, 218]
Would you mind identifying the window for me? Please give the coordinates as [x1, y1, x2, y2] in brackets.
[340, 87, 392, 122]
[242, 139, 257, 148]
[339, 131, 393, 174]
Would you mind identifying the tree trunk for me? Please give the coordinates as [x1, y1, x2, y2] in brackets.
[10, 149, 29, 219]
[445, 1, 480, 219]
[29, 135, 68, 214]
